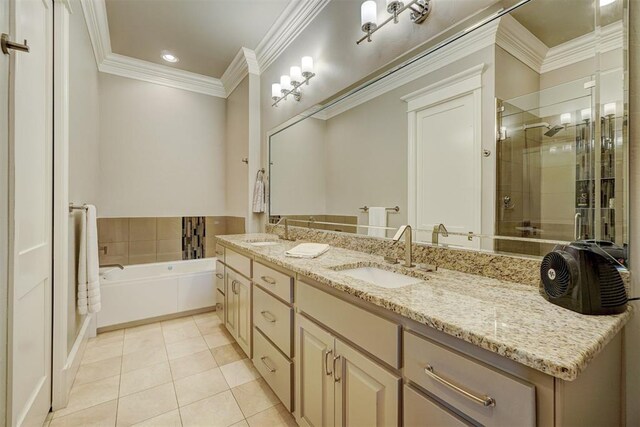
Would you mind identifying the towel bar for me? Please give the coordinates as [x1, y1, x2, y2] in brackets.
[69, 203, 88, 213]
[360, 206, 400, 213]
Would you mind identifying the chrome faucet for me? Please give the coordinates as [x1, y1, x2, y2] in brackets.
[99, 263, 124, 270]
[392, 225, 414, 268]
[432, 224, 449, 245]
[275, 217, 294, 241]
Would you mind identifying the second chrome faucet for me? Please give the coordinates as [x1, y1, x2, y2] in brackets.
[392, 225, 414, 268]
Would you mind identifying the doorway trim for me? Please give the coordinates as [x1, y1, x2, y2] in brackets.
[402, 63, 485, 241]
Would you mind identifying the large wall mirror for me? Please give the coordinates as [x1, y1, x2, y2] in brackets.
[268, 0, 629, 263]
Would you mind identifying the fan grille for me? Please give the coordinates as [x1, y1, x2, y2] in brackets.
[541, 251, 573, 298]
[597, 263, 628, 307]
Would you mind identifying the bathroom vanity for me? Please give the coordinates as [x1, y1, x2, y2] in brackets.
[215, 233, 630, 427]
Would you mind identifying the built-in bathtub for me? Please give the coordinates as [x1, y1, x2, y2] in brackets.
[96, 258, 217, 329]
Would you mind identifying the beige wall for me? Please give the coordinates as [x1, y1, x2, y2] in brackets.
[98, 73, 226, 218]
[68, 0, 100, 351]
[226, 77, 249, 218]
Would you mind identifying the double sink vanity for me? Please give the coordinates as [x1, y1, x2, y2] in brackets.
[214, 231, 631, 427]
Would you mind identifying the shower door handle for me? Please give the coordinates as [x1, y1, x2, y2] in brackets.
[574, 213, 582, 240]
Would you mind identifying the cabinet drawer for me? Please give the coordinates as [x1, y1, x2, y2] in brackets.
[215, 261, 225, 294]
[404, 384, 470, 427]
[216, 289, 225, 323]
[297, 280, 401, 369]
[253, 328, 292, 411]
[253, 261, 293, 303]
[253, 286, 293, 357]
[214, 244, 225, 260]
[404, 331, 535, 427]
[226, 248, 251, 278]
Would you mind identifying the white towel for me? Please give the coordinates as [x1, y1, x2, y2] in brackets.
[367, 207, 387, 238]
[77, 205, 101, 315]
[285, 243, 330, 258]
[252, 171, 265, 213]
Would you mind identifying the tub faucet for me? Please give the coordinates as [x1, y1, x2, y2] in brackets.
[432, 224, 449, 246]
[392, 225, 414, 268]
[100, 263, 124, 270]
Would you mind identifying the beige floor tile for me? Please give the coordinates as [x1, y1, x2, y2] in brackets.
[162, 316, 196, 331]
[196, 318, 223, 335]
[220, 359, 261, 388]
[125, 322, 162, 338]
[174, 368, 230, 407]
[232, 379, 280, 418]
[49, 400, 117, 427]
[203, 327, 235, 349]
[120, 361, 173, 397]
[211, 344, 247, 367]
[74, 356, 122, 386]
[245, 404, 296, 427]
[163, 323, 202, 345]
[82, 341, 123, 365]
[132, 409, 182, 427]
[166, 336, 208, 360]
[53, 376, 120, 419]
[192, 311, 218, 324]
[122, 344, 168, 373]
[117, 383, 178, 427]
[87, 330, 124, 348]
[229, 421, 249, 427]
[170, 350, 218, 380]
[123, 329, 165, 355]
[179, 390, 244, 427]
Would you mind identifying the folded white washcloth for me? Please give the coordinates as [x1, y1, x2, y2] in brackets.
[285, 243, 330, 259]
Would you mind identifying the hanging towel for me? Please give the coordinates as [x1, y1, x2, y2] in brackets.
[252, 170, 265, 213]
[285, 243, 330, 259]
[367, 207, 387, 238]
[77, 205, 101, 315]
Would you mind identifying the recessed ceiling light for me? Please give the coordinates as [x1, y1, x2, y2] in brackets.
[600, 0, 615, 6]
[162, 52, 179, 63]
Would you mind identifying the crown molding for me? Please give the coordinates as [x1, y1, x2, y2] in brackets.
[495, 14, 548, 73]
[254, 0, 331, 72]
[79, 0, 111, 66]
[221, 47, 260, 95]
[541, 20, 623, 73]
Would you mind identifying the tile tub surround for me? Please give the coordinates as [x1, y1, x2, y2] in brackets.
[217, 233, 632, 381]
[97, 216, 246, 266]
[267, 223, 544, 286]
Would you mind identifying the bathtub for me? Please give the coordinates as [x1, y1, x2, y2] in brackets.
[96, 258, 217, 329]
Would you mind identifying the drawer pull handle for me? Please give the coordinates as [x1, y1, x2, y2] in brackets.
[260, 356, 277, 373]
[232, 280, 240, 294]
[261, 275, 277, 285]
[260, 310, 277, 323]
[216, 273, 224, 279]
[333, 355, 342, 383]
[216, 250, 223, 256]
[424, 365, 496, 407]
[324, 350, 333, 376]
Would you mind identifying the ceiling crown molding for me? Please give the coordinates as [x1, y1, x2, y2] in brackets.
[221, 47, 260, 95]
[80, 0, 226, 97]
[254, 0, 331, 72]
[495, 14, 548, 73]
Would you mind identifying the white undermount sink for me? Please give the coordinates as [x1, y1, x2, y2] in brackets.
[339, 267, 423, 289]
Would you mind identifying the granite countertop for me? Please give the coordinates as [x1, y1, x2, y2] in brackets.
[216, 233, 632, 381]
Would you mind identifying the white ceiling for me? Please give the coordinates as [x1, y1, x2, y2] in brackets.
[105, 0, 291, 78]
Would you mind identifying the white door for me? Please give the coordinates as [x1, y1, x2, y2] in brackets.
[6, 0, 53, 425]
[414, 93, 481, 248]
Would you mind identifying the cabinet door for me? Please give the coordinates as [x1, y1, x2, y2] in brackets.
[295, 314, 336, 427]
[235, 275, 252, 356]
[334, 339, 400, 427]
[225, 269, 238, 337]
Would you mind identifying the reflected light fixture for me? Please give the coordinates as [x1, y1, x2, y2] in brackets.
[358, 0, 431, 44]
[560, 113, 572, 126]
[600, 0, 615, 6]
[604, 102, 616, 117]
[581, 108, 591, 122]
[161, 51, 179, 63]
[272, 56, 316, 107]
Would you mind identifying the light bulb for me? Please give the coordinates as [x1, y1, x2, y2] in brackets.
[271, 83, 281, 99]
[361, 1, 377, 28]
[560, 113, 572, 125]
[161, 52, 179, 63]
[280, 75, 292, 92]
[290, 66, 302, 84]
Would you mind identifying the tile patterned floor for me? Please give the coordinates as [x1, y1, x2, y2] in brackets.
[45, 312, 298, 427]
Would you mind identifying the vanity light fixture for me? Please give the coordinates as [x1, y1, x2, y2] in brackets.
[581, 108, 591, 122]
[161, 51, 179, 63]
[560, 113, 572, 126]
[357, 0, 431, 45]
[603, 102, 616, 117]
[271, 56, 316, 107]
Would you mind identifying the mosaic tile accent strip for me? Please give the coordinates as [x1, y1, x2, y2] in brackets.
[183, 217, 205, 260]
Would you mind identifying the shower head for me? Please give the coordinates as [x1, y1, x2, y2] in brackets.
[544, 125, 564, 137]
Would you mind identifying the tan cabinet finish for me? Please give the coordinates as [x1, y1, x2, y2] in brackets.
[297, 280, 401, 369]
[214, 244, 225, 260]
[254, 261, 294, 303]
[404, 330, 535, 427]
[403, 384, 471, 427]
[296, 315, 336, 427]
[216, 289, 225, 323]
[253, 328, 293, 411]
[253, 286, 293, 357]
[334, 339, 400, 427]
[215, 260, 225, 293]
[226, 248, 251, 278]
[225, 268, 252, 357]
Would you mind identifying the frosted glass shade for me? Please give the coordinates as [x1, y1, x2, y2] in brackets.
[604, 102, 616, 116]
[280, 75, 292, 91]
[301, 56, 314, 75]
[361, 1, 377, 26]
[560, 113, 572, 125]
[272, 83, 281, 98]
[290, 66, 302, 83]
